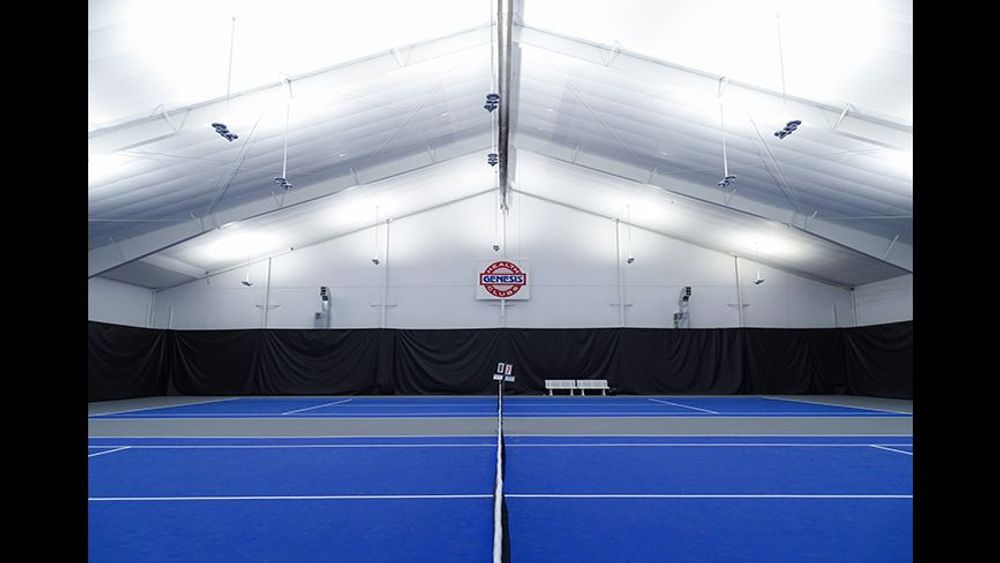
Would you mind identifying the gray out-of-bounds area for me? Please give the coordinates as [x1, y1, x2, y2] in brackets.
[88, 395, 912, 437]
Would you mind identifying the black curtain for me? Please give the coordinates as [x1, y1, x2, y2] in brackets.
[253, 329, 381, 395]
[506, 329, 620, 394]
[88, 322, 912, 400]
[168, 330, 262, 395]
[741, 329, 845, 394]
[391, 329, 504, 394]
[618, 328, 746, 394]
[88, 321, 169, 401]
[843, 321, 912, 399]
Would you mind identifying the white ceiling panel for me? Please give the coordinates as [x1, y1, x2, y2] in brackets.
[90, 0, 912, 290]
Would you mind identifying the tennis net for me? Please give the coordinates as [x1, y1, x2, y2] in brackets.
[492, 367, 511, 563]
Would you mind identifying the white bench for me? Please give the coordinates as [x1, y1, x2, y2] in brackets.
[545, 380, 578, 396]
[576, 379, 609, 396]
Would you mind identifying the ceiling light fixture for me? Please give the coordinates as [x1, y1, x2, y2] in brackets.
[372, 205, 381, 265]
[240, 251, 254, 286]
[752, 241, 765, 285]
[716, 76, 736, 190]
[772, 12, 802, 140]
[273, 77, 294, 191]
[483, 93, 500, 112]
[625, 204, 635, 264]
[212, 16, 240, 142]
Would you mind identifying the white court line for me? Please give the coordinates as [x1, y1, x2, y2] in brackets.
[86, 443, 915, 450]
[93, 411, 904, 417]
[870, 445, 913, 456]
[761, 396, 911, 415]
[88, 446, 131, 458]
[281, 399, 354, 415]
[89, 397, 242, 417]
[81, 443, 442, 450]
[506, 494, 912, 499]
[647, 399, 720, 414]
[87, 493, 910, 502]
[89, 494, 491, 502]
[86, 434, 913, 439]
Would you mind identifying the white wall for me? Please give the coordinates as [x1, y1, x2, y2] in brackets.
[853, 274, 912, 326]
[153, 190, 855, 329]
[89, 277, 154, 327]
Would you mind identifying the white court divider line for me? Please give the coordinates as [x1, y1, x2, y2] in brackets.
[87, 434, 913, 439]
[87, 443, 915, 450]
[89, 494, 492, 502]
[505, 494, 912, 499]
[761, 396, 911, 415]
[85, 444, 428, 450]
[93, 411, 904, 417]
[88, 446, 131, 458]
[89, 397, 243, 417]
[870, 445, 913, 456]
[281, 399, 354, 415]
[647, 399, 719, 414]
[88, 493, 911, 502]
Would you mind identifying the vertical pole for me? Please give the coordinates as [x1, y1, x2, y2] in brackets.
[615, 219, 625, 327]
[148, 290, 156, 328]
[168, 305, 174, 329]
[500, 200, 508, 329]
[381, 219, 391, 329]
[263, 257, 273, 328]
[851, 288, 859, 327]
[832, 303, 839, 327]
[734, 255, 744, 327]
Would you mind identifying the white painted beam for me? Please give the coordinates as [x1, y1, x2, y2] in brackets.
[138, 254, 206, 279]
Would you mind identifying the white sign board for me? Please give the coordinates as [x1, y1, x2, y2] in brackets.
[476, 260, 530, 300]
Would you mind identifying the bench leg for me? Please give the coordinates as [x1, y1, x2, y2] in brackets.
[549, 389, 552, 396]
[581, 389, 586, 396]
[602, 389, 606, 396]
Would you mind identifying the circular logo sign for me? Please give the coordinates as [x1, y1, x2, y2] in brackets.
[479, 261, 527, 298]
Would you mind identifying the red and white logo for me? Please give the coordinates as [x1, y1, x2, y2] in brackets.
[479, 261, 527, 298]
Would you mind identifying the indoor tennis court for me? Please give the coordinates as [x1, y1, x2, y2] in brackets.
[88, 0, 913, 560]
[89, 394, 912, 562]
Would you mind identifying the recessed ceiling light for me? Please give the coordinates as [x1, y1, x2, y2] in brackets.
[439, 112, 449, 117]
[338, 152, 347, 157]
[546, 108, 554, 112]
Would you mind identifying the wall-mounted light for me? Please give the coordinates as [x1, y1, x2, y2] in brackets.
[487, 153, 499, 167]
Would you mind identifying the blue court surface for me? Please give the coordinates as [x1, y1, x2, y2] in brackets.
[90, 395, 910, 418]
[89, 434, 912, 562]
